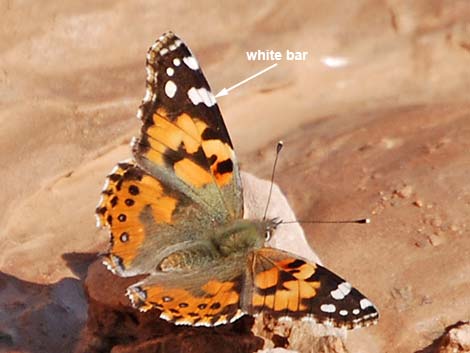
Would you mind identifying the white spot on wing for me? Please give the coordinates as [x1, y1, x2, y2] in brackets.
[331, 282, 352, 300]
[187, 87, 216, 107]
[360, 298, 373, 310]
[214, 317, 228, 325]
[183, 56, 199, 70]
[160, 312, 171, 321]
[229, 310, 245, 322]
[102, 178, 110, 192]
[339, 310, 348, 316]
[146, 66, 155, 83]
[173, 58, 181, 66]
[166, 67, 174, 76]
[301, 315, 316, 322]
[95, 214, 102, 228]
[278, 316, 293, 322]
[130, 137, 138, 148]
[352, 308, 360, 315]
[320, 304, 336, 313]
[160, 48, 169, 56]
[110, 164, 120, 174]
[165, 80, 177, 98]
[194, 321, 211, 327]
[143, 88, 153, 102]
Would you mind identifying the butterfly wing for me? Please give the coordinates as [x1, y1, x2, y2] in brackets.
[244, 248, 379, 329]
[133, 32, 242, 222]
[96, 161, 219, 275]
[126, 257, 246, 327]
[96, 33, 243, 276]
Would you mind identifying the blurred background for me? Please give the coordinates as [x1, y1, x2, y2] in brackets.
[1, 1, 470, 352]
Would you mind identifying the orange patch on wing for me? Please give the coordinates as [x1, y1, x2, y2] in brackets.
[174, 158, 213, 187]
[264, 294, 274, 308]
[202, 280, 239, 306]
[142, 111, 234, 188]
[142, 138, 166, 166]
[294, 264, 316, 280]
[151, 194, 177, 223]
[132, 279, 240, 325]
[274, 290, 291, 311]
[285, 279, 320, 298]
[252, 294, 265, 307]
[147, 112, 201, 154]
[201, 139, 234, 186]
[255, 267, 278, 289]
[98, 165, 178, 269]
[175, 113, 204, 151]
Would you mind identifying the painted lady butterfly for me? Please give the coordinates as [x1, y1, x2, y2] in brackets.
[96, 32, 379, 329]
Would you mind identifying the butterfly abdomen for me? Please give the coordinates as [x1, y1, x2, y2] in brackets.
[158, 241, 220, 271]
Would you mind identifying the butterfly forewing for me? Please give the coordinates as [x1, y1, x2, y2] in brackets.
[133, 32, 243, 222]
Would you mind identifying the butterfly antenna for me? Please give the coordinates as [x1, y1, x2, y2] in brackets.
[263, 141, 284, 221]
[281, 218, 371, 225]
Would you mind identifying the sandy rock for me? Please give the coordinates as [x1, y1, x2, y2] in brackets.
[437, 322, 470, 353]
[2, 2, 470, 353]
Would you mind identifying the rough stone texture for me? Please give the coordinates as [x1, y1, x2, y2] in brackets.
[437, 322, 470, 353]
[1, 1, 470, 353]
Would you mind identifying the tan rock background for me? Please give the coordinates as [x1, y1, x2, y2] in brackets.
[1, 1, 470, 352]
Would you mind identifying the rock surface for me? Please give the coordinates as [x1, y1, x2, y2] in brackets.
[1, 1, 470, 353]
[437, 322, 470, 353]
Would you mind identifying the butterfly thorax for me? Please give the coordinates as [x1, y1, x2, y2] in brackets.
[157, 219, 270, 272]
[213, 219, 271, 257]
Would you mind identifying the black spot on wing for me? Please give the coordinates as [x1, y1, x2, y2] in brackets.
[128, 185, 140, 195]
[210, 302, 221, 310]
[96, 206, 107, 215]
[110, 196, 118, 207]
[216, 159, 233, 174]
[256, 285, 277, 296]
[286, 259, 306, 269]
[201, 127, 220, 141]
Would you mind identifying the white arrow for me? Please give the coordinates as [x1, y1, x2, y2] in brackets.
[215, 63, 278, 98]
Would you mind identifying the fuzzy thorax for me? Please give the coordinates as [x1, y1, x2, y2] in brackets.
[214, 219, 274, 256]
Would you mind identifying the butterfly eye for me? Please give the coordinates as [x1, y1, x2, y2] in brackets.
[265, 229, 272, 241]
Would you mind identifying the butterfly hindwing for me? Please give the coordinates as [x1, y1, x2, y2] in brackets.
[126, 257, 246, 326]
[245, 248, 379, 329]
[133, 32, 243, 223]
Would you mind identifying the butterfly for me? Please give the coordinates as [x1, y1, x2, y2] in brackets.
[95, 31, 379, 329]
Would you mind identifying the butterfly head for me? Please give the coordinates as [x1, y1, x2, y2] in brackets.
[264, 217, 282, 241]
[214, 218, 280, 256]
